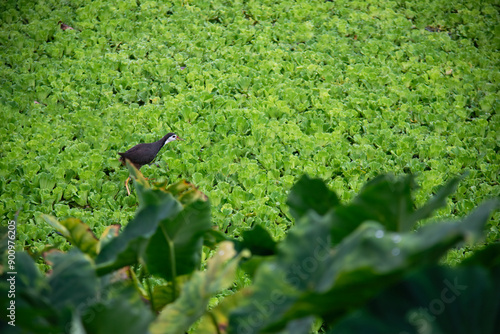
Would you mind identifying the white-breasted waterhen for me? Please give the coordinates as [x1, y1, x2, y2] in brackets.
[119, 133, 183, 195]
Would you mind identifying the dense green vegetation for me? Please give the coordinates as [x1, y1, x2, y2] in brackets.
[1, 171, 498, 333]
[0, 0, 498, 260]
[0, 2, 499, 331]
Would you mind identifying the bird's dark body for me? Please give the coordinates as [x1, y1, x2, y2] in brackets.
[119, 133, 175, 169]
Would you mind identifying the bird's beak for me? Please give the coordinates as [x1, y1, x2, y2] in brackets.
[177, 136, 184, 141]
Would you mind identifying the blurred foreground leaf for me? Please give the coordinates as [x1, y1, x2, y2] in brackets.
[96, 191, 182, 276]
[150, 242, 247, 334]
[144, 198, 212, 280]
[228, 190, 498, 333]
[330, 265, 500, 334]
[42, 215, 99, 258]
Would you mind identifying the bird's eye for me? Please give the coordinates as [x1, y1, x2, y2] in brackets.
[173, 135, 177, 139]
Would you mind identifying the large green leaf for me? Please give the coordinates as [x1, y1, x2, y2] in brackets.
[278, 317, 317, 334]
[144, 198, 212, 280]
[150, 242, 245, 334]
[330, 265, 500, 334]
[286, 175, 419, 246]
[97, 164, 211, 276]
[42, 215, 99, 258]
[329, 174, 416, 240]
[228, 199, 498, 333]
[235, 224, 279, 279]
[82, 284, 154, 334]
[12, 252, 45, 291]
[235, 224, 277, 256]
[286, 174, 340, 221]
[228, 210, 332, 333]
[203, 228, 229, 249]
[97, 224, 121, 253]
[96, 192, 182, 276]
[289, 200, 498, 327]
[1, 250, 151, 334]
[46, 250, 99, 311]
[328, 174, 466, 243]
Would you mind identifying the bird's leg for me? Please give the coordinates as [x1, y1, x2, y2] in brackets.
[125, 176, 131, 196]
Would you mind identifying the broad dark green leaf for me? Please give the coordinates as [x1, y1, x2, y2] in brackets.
[96, 193, 182, 276]
[236, 224, 277, 256]
[144, 199, 211, 280]
[278, 317, 316, 334]
[286, 174, 340, 221]
[229, 198, 497, 333]
[82, 284, 154, 334]
[229, 211, 332, 333]
[13, 252, 45, 290]
[330, 265, 500, 334]
[150, 242, 243, 334]
[97, 224, 121, 253]
[47, 250, 98, 311]
[286, 175, 421, 246]
[203, 228, 229, 249]
[239, 255, 272, 278]
[332, 174, 416, 238]
[329, 175, 483, 242]
[293, 201, 498, 326]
